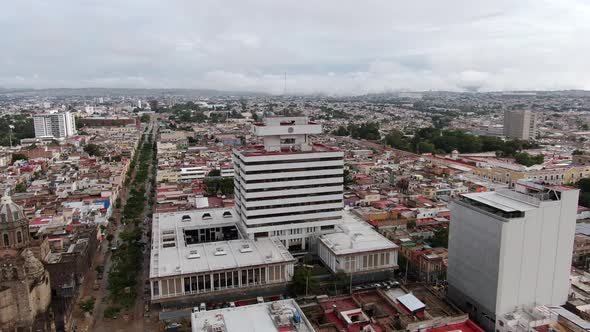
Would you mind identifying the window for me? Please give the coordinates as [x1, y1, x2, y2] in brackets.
[16, 231, 22, 244]
[152, 281, 159, 296]
[3, 234, 8, 247]
[280, 138, 296, 145]
[181, 215, 192, 222]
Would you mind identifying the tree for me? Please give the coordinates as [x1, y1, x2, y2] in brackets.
[208, 169, 221, 177]
[343, 169, 354, 186]
[579, 178, 590, 192]
[291, 267, 316, 295]
[14, 182, 27, 193]
[514, 152, 544, 167]
[417, 141, 435, 154]
[335, 271, 351, 295]
[573, 150, 587, 155]
[140, 114, 150, 123]
[84, 143, 103, 157]
[11, 153, 28, 163]
[430, 227, 449, 248]
[0, 115, 34, 146]
[384, 129, 410, 151]
[333, 126, 349, 136]
[80, 297, 95, 313]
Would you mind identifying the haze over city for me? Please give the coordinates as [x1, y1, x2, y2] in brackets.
[2, 0, 590, 94]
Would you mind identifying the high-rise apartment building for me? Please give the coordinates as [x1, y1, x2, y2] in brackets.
[233, 117, 344, 251]
[503, 109, 537, 140]
[33, 111, 77, 139]
[447, 181, 578, 331]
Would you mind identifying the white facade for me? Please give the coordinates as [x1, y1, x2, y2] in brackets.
[149, 210, 295, 303]
[317, 210, 398, 275]
[180, 166, 207, 181]
[448, 181, 578, 331]
[33, 111, 77, 139]
[233, 117, 344, 251]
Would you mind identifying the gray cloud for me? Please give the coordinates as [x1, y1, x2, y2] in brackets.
[1, 0, 589, 94]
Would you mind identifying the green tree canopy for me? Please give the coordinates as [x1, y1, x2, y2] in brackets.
[11, 153, 28, 163]
[84, 143, 103, 157]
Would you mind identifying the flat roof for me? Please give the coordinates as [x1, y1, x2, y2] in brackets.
[576, 223, 590, 236]
[150, 237, 294, 279]
[150, 209, 294, 279]
[191, 299, 315, 332]
[397, 293, 426, 312]
[318, 209, 398, 255]
[461, 191, 538, 212]
[156, 208, 238, 230]
[548, 306, 590, 330]
[237, 143, 341, 157]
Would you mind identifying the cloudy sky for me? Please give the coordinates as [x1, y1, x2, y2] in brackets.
[1, 0, 589, 94]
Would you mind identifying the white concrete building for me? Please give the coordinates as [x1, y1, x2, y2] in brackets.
[191, 299, 315, 332]
[33, 111, 77, 139]
[180, 166, 207, 181]
[317, 210, 398, 279]
[233, 117, 344, 251]
[448, 181, 579, 331]
[149, 209, 295, 304]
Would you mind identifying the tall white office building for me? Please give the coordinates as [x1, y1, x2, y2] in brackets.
[503, 109, 537, 140]
[33, 111, 77, 139]
[233, 117, 344, 251]
[447, 181, 579, 331]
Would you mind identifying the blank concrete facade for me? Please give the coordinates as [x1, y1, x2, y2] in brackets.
[447, 181, 578, 331]
[503, 110, 537, 140]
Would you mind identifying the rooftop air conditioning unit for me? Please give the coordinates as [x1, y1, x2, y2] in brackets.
[187, 250, 201, 259]
[214, 248, 227, 256]
[240, 244, 253, 253]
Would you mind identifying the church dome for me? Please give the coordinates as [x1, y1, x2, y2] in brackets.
[0, 195, 26, 225]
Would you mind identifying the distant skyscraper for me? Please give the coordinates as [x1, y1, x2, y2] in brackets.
[233, 116, 344, 251]
[138, 99, 142, 109]
[503, 109, 537, 140]
[447, 181, 578, 331]
[33, 111, 77, 139]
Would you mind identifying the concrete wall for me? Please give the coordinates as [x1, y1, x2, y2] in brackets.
[448, 201, 502, 318]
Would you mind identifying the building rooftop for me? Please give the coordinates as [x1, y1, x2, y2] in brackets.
[396, 293, 426, 312]
[460, 191, 538, 213]
[422, 319, 484, 332]
[150, 237, 294, 279]
[236, 143, 340, 157]
[190, 299, 315, 332]
[318, 209, 398, 255]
